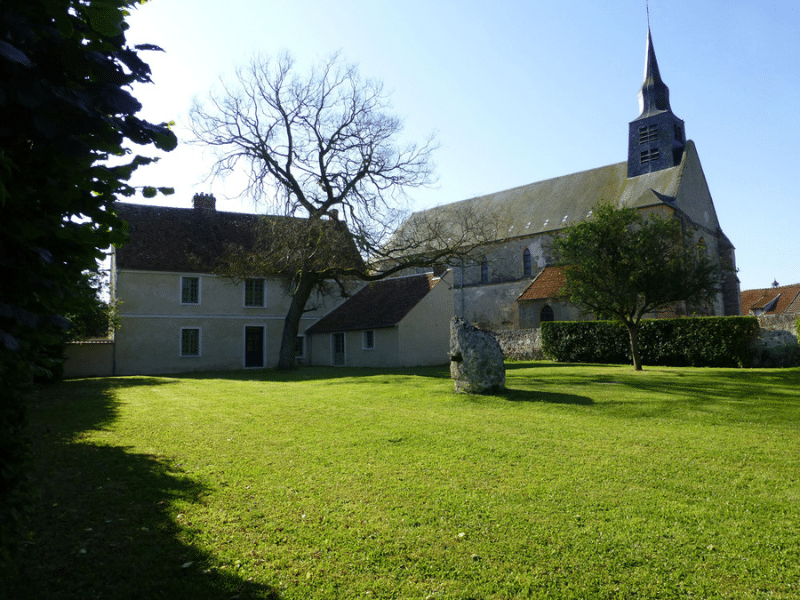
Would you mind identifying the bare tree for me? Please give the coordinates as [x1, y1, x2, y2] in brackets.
[191, 53, 497, 369]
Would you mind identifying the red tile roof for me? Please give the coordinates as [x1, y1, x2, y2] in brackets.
[305, 273, 439, 333]
[517, 267, 567, 301]
[740, 284, 800, 316]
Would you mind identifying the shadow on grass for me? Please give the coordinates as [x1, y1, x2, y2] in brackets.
[177, 364, 453, 383]
[500, 387, 594, 405]
[9, 377, 280, 600]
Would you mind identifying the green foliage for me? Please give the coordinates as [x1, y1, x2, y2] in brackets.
[0, 0, 175, 572]
[542, 317, 760, 367]
[553, 203, 720, 370]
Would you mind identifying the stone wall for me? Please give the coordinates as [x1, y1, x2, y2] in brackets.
[493, 328, 543, 361]
[757, 313, 798, 335]
[63, 340, 115, 378]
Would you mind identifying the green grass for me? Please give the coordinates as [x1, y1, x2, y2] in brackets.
[9, 363, 800, 599]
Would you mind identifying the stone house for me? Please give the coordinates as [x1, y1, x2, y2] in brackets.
[404, 29, 740, 332]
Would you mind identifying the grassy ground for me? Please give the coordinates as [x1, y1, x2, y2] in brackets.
[7, 363, 800, 599]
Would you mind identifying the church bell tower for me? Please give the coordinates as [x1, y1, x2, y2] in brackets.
[627, 29, 686, 178]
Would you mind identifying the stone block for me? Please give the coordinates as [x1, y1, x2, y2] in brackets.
[450, 317, 505, 394]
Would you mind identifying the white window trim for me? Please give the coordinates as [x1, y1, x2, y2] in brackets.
[243, 278, 266, 308]
[180, 276, 201, 305]
[362, 330, 375, 350]
[180, 327, 202, 357]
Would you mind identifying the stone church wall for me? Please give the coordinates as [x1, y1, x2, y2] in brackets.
[493, 328, 543, 361]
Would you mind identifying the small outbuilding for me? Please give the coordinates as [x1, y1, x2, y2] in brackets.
[304, 272, 454, 367]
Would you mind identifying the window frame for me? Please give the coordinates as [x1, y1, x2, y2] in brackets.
[180, 327, 201, 357]
[523, 248, 532, 277]
[180, 276, 200, 305]
[244, 278, 266, 308]
[362, 330, 375, 350]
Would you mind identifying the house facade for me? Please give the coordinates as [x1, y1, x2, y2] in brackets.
[111, 196, 348, 375]
[405, 29, 740, 332]
[304, 272, 454, 367]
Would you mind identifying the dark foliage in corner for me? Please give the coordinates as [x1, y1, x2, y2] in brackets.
[0, 0, 176, 573]
[542, 317, 760, 368]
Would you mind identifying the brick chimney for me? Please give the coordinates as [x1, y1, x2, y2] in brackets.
[192, 192, 216, 212]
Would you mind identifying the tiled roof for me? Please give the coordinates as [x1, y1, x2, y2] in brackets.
[305, 273, 438, 334]
[114, 203, 263, 272]
[740, 284, 800, 316]
[517, 267, 567, 301]
[114, 202, 361, 274]
[397, 143, 704, 249]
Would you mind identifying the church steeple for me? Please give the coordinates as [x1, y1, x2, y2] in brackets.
[627, 28, 686, 178]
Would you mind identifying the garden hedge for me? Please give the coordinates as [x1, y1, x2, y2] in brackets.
[541, 316, 760, 367]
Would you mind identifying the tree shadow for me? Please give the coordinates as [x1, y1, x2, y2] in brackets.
[9, 377, 280, 600]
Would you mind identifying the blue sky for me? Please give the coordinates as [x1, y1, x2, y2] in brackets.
[124, 0, 800, 292]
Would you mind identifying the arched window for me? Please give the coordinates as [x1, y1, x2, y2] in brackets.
[480, 258, 488, 283]
[523, 248, 532, 277]
[540, 305, 554, 323]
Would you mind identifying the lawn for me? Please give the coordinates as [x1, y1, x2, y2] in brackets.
[9, 363, 800, 599]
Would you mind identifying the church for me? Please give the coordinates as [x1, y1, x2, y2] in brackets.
[406, 29, 740, 332]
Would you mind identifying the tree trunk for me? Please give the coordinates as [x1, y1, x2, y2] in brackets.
[625, 322, 643, 371]
[276, 271, 317, 370]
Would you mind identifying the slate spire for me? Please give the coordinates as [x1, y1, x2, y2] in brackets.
[627, 28, 686, 178]
[638, 28, 671, 117]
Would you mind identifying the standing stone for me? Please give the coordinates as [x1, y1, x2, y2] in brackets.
[450, 317, 505, 394]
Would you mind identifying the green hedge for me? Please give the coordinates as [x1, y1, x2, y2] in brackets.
[541, 317, 760, 368]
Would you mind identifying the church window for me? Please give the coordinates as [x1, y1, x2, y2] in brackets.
[480, 259, 488, 283]
[523, 249, 532, 277]
[640, 148, 660, 164]
[540, 305, 554, 323]
[639, 124, 658, 144]
[674, 123, 684, 143]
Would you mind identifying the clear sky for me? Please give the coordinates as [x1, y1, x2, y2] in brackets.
[123, 0, 800, 293]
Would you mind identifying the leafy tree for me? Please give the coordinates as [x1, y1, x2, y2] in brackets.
[65, 270, 119, 340]
[191, 53, 497, 369]
[553, 203, 719, 371]
[0, 0, 176, 570]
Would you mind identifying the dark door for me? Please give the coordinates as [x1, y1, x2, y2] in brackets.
[245, 326, 264, 368]
[332, 332, 345, 366]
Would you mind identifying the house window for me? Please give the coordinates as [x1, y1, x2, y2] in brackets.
[523, 248, 532, 277]
[181, 328, 201, 357]
[363, 330, 375, 350]
[640, 148, 660, 164]
[244, 278, 265, 307]
[480, 259, 488, 283]
[181, 276, 199, 304]
[295, 336, 305, 358]
[540, 305, 554, 323]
